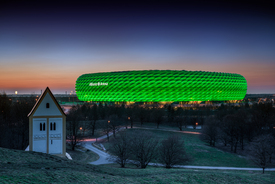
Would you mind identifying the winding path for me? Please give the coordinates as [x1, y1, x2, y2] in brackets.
[82, 132, 116, 165]
[83, 141, 113, 165]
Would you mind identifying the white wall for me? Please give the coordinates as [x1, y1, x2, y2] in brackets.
[33, 93, 62, 116]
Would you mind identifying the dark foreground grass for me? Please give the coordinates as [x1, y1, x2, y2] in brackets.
[98, 164, 275, 184]
[0, 147, 274, 184]
[103, 128, 256, 168]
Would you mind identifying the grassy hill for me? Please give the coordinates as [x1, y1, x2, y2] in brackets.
[102, 128, 256, 167]
[1, 147, 275, 184]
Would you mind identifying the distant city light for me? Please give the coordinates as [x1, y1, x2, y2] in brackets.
[15, 91, 18, 95]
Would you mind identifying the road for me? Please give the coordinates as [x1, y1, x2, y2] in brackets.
[82, 132, 116, 165]
[148, 163, 275, 171]
[83, 141, 114, 165]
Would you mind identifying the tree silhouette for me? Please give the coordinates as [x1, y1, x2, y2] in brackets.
[158, 135, 189, 168]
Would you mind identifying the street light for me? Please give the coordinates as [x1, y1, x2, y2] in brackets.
[125, 117, 131, 129]
[80, 127, 84, 136]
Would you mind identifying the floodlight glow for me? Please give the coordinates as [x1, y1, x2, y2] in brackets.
[75, 70, 247, 102]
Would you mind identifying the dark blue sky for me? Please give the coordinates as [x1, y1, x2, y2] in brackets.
[0, 0, 275, 94]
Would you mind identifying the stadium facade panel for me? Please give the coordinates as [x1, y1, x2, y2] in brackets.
[75, 70, 247, 102]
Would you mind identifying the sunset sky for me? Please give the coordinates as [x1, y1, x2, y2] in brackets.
[0, 1, 275, 94]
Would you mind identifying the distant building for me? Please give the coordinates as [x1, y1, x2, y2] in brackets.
[28, 87, 66, 157]
[75, 70, 247, 102]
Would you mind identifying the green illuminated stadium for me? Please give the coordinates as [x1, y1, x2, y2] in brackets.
[75, 70, 247, 102]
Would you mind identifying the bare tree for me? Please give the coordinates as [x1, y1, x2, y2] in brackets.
[89, 104, 98, 136]
[152, 108, 163, 129]
[98, 103, 106, 120]
[166, 105, 175, 124]
[108, 115, 121, 138]
[0, 95, 35, 150]
[136, 107, 147, 127]
[158, 135, 189, 168]
[66, 105, 84, 150]
[175, 108, 188, 130]
[126, 106, 135, 128]
[263, 134, 275, 164]
[101, 120, 112, 142]
[0, 93, 12, 121]
[200, 117, 220, 147]
[219, 130, 230, 147]
[108, 131, 130, 167]
[129, 130, 159, 168]
[174, 116, 185, 131]
[221, 114, 242, 153]
[249, 134, 275, 173]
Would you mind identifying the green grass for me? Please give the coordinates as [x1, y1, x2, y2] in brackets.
[81, 120, 107, 138]
[103, 128, 256, 167]
[97, 164, 275, 184]
[0, 147, 274, 184]
[133, 122, 202, 132]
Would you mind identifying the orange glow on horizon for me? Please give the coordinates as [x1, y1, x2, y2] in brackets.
[0, 58, 274, 94]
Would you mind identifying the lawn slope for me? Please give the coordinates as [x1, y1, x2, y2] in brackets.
[0, 147, 274, 184]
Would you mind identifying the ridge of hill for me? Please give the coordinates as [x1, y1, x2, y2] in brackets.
[0, 147, 111, 183]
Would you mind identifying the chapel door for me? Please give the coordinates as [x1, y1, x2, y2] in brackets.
[48, 118, 62, 154]
[33, 118, 47, 153]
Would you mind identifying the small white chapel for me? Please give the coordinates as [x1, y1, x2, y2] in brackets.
[28, 87, 66, 157]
